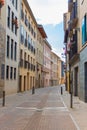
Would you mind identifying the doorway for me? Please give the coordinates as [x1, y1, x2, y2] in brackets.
[24, 76, 26, 91]
[74, 67, 78, 96]
[85, 62, 87, 102]
[19, 76, 22, 92]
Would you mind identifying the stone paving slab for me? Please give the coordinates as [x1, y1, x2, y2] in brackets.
[0, 86, 80, 130]
[24, 112, 77, 130]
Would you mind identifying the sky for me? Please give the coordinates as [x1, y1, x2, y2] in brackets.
[28, 0, 68, 60]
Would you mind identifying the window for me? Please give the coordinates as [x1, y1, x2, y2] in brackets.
[24, 29, 26, 45]
[25, 10, 27, 26]
[7, 35, 10, 58]
[21, 4, 24, 20]
[11, 11, 14, 32]
[20, 50, 23, 67]
[6, 66, 9, 79]
[7, 6, 10, 28]
[28, 35, 31, 49]
[11, 39, 13, 59]
[28, 22, 31, 31]
[15, 0, 17, 10]
[15, 17, 17, 35]
[20, 25, 24, 43]
[14, 68, 16, 79]
[14, 42, 17, 61]
[12, 0, 14, 6]
[25, 32, 27, 47]
[20, 49, 23, 59]
[1, 64, 5, 79]
[82, 14, 87, 45]
[10, 67, 13, 79]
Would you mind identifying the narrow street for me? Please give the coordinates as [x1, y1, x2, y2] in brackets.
[0, 86, 79, 130]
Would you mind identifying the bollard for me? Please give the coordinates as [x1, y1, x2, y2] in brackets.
[61, 86, 63, 95]
[2, 91, 5, 106]
[32, 86, 35, 94]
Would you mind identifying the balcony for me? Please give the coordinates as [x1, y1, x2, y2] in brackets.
[28, 42, 31, 50]
[20, 59, 23, 67]
[68, 0, 73, 12]
[37, 65, 39, 71]
[24, 60, 28, 69]
[68, 30, 73, 37]
[25, 16, 28, 26]
[69, 42, 77, 59]
[69, 1, 78, 29]
[69, 30, 79, 63]
[71, 18, 78, 28]
[64, 30, 68, 43]
[12, 18, 15, 24]
[21, 35, 24, 44]
[33, 65, 35, 71]
[28, 22, 31, 31]
[33, 48, 35, 54]
[21, 10, 24, 20]
[25, 39, 27, 47]
[28, 62, 31, 70]
[15, 19, 19, 29]
[31, 45, 33, 52]
[31, 64, 33, 71]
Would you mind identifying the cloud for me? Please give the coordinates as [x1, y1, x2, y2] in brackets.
[28, 0, 68, 25]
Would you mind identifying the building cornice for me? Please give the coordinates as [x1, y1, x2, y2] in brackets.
[23, 0, 37, 26]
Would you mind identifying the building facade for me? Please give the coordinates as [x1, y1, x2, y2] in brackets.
[0, 1, 6, 94]
[79, 0, 87, 102]
[0, 0, 63, 95]
[36, 25, 47, 88]
[43, 40, 51, 87]
[19, 0, 37, 92]
[63, 12, 70, 91]
[50, 51, 59, 86]
[0, 0, 20, 95]
[64, 0, 80, 95]
[63, 0, 87, 102]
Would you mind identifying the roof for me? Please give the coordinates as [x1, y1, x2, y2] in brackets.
[44, 39, 52, 49]
[38, 24, 47, 38]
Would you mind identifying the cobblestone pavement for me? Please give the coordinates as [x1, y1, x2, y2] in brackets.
[0, 86, 79, 130]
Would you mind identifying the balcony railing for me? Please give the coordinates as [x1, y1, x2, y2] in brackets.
[15, 19, 19, 29]
[33, 48, 35, 54]
[28, 62, 31, 70]
[24, 60, 28, 69]
[28, 42, 31, 50]
[31, 45, 33, 52]
[31, 64, 33, 71]
[21, 10, 24, 20]
[25, 16, 28, 26]
[69, 42, 77, 59]
[20, 59, 23, 67]
[33, 65, 35, 71]
[69, 1, 78, 29]
[68, 1, 73, 12]
[21, 35, 24, 43]
[69, 30, 78, 59]
[25, 39, 27, 47]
